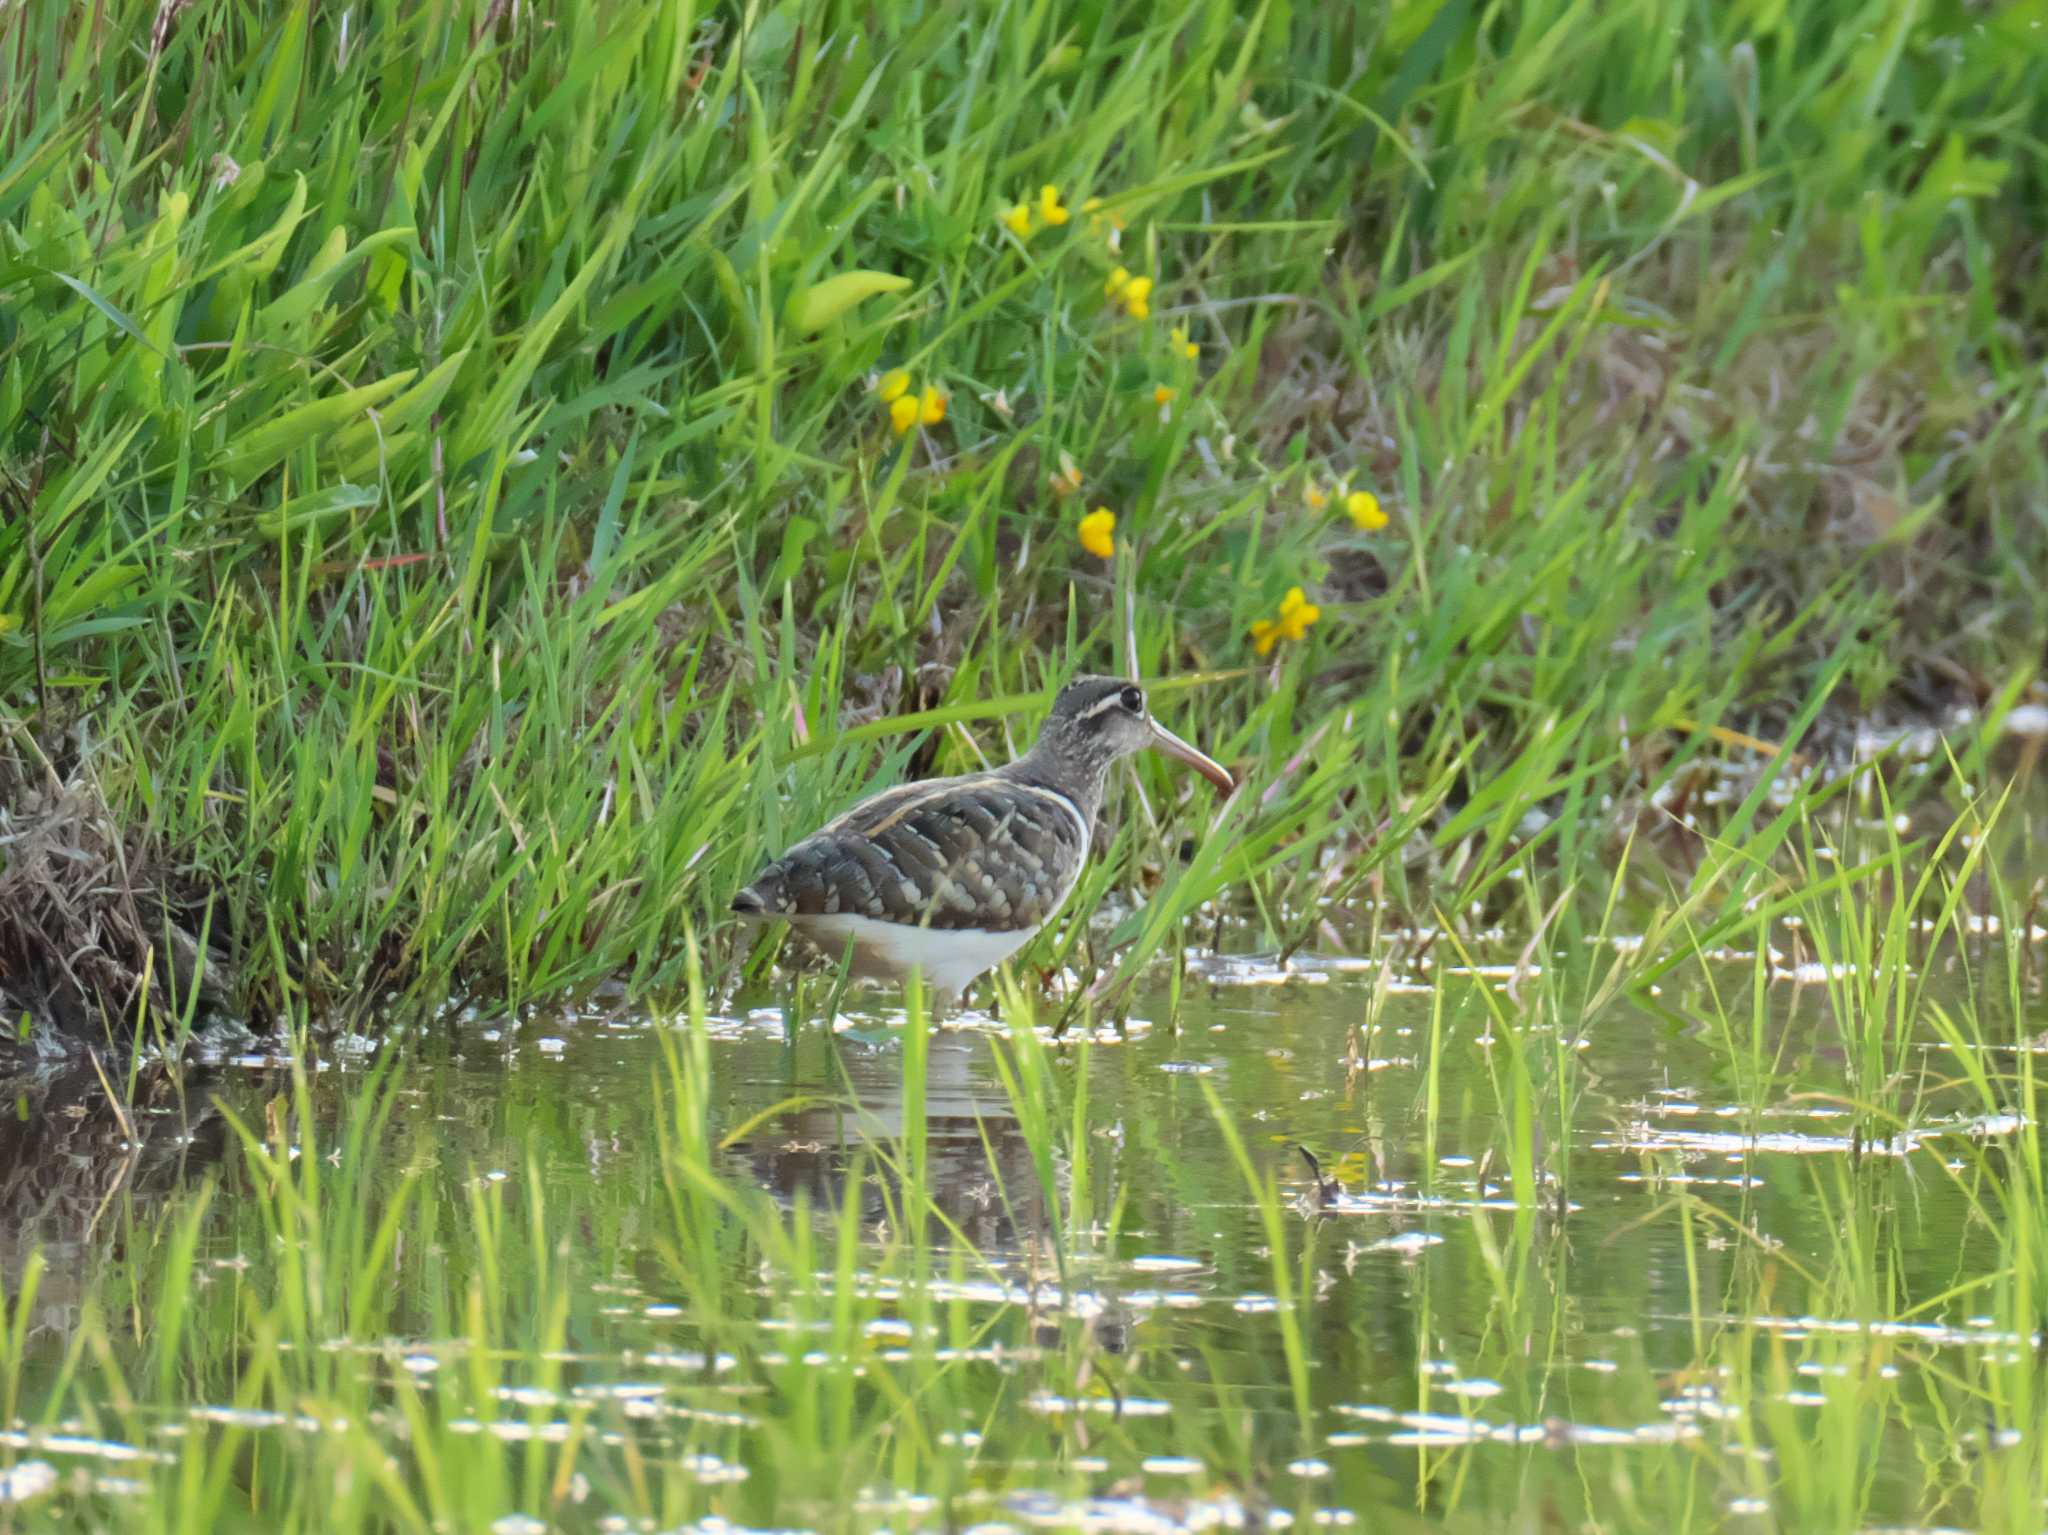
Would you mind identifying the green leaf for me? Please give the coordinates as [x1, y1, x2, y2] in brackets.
[332, 348, 471, 473]
[216, 371, 416, 485]
[783, 270, 911, 334]
[259, 226, 415, 331]
[255, 482, 382, 536]
[50, 272, 164, 358]
[44, 562, 146, 628]
[1918, 133, 2009, 202]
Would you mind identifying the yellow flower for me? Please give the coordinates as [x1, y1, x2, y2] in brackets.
[1304, 481, 1328, 511]
[1251, 588, 1320, 656]
[889, 394, 920, 435]
[1121, 274, 1152, 320]
[1050, 450, 1083, 498]
[878, 368, 911, 404]
[1277, 585, 1321, 640]
[1170, 324, 1198, 360]
[919, 385, 946, 426]
[1153, 386, 1176, 406]
[1105, 266, 1131, 298]
[1039, 184, 1070, 226]
[1346, 489, 1386, 531]
[1002, 203, 1033, 239]
[1078, 506, 1116, 560]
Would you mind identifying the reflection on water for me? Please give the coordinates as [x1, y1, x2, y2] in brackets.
[0, 1063, 232, 1341]
[728, 1031, 1052, 1257]
[2, 899, 2045, 1529]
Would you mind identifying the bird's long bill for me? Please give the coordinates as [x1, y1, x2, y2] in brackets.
[1147, 718, 1236, 794]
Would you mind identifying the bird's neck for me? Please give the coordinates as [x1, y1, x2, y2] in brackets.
[1000, 746, 1109, 827]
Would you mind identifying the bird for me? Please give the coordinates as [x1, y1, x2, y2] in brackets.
[731, 675, 1235, 1001]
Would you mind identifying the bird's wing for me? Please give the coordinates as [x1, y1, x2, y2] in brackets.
[738, 776, 1089, 932]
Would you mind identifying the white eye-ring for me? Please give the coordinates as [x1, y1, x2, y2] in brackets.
[1119, 686, 1144, 714]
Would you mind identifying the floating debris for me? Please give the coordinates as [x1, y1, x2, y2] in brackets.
[2003, 703, 2048, 740]
[1319, 1187, 1556, 1215]
[1603, 1110, 2026, 1160]
[1006, 1490, 1305, 1532]
[0, 1462, 57, 1506]
[0, 1431, 169, 1466]
[1130, 1255, 1207, 1274]
[1025, 1393, 1173, 1418]
[1333, 1402, 1699, 1448]
[1442, 1378, 1505, 1400]
[1770, 961, 1857, 984]
[1183, 955, 1332, 988]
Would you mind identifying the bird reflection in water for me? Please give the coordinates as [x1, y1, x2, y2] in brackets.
[726, 1027, 1135, 1356]
[729, 1031, 1047, 1256]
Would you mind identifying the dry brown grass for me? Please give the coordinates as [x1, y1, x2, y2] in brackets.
[0, 723, 232, 1064]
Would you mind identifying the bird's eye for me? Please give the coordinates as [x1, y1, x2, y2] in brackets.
[1119, 686, 1144, 714]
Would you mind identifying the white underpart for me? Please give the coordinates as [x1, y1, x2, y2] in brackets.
[754, 780, 1093, 999]
[793, 913, 1044, 998]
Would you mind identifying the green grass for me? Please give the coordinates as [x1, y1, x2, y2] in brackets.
[2, 0, 2043, 1031]
[3, 3, 2048, 1525]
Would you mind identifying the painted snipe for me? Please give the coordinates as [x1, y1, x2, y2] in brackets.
[731, 676, 1235, 1000]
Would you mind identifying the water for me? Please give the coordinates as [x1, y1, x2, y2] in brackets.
[2, 930, 2044, 1530]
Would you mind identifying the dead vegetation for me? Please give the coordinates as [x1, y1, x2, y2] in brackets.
[0, 721, 234, 1070]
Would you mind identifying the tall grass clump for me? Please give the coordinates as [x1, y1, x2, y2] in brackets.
[0, 0, 2041, 1038]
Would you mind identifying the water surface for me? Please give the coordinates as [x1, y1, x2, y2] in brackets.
[7, 923, 2043, 1531]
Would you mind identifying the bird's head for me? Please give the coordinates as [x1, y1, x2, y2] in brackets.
[1037, 675, 1235, 793]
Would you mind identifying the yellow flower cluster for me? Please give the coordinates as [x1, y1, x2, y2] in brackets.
[990, 182, 1220, 564]
[1250, 586, 1320, 657]
[995, 183, 1160, 332]
[1346, 489, 1386, 530]
[1104, 266, 1153, 319]
[1003, 184, 1072, 240]
[878, 368, 946, 436]
[1302, 475, 1388, 531]
[1078, 506, 1116, 559]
